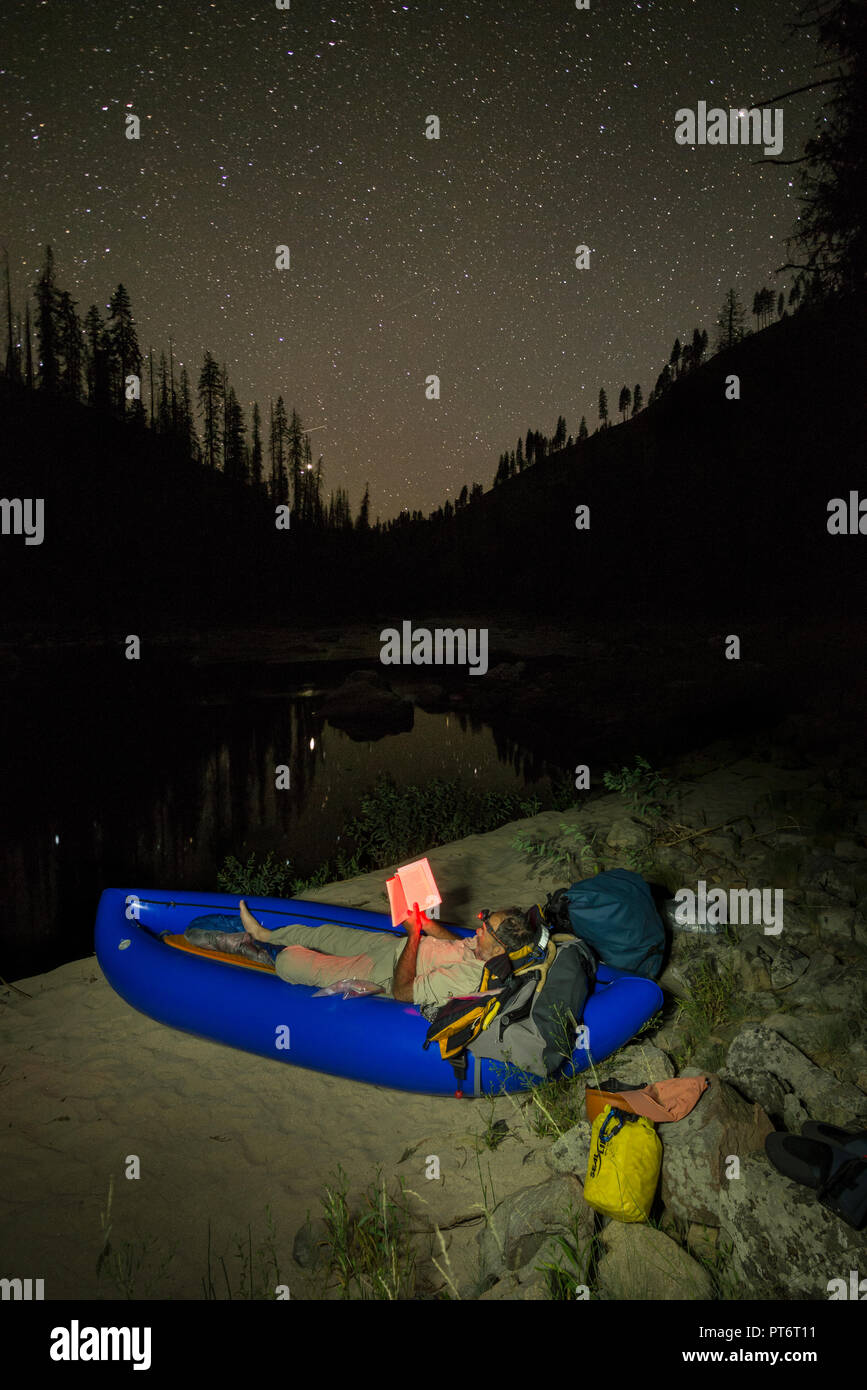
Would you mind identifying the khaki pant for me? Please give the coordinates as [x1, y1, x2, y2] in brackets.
[268, 921, 405, 994]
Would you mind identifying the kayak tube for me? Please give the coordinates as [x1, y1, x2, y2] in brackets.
[94, 888, 664, 1097]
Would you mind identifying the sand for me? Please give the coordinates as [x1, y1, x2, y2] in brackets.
[0, 814, 569, 1301]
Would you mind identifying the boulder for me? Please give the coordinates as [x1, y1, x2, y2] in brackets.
[722, 1025, 867, 1128]
[594, 1041, 676, 1087]
[606, 818, 650, 851]
[596, 1222, 715, 1301]
[802, 851, 858, 904]
[292, 1216, 331, 1271]
[658, 1074, 774, 1226]
[546, 1118, 593, 1178]
[477, 1173, 589, 1283]
[720, 1152, 867, 1300]
[734, 938, 810, 992]
[479, 1234, 582, 1300]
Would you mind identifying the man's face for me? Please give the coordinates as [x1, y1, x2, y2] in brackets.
[474, 911, 509, 960]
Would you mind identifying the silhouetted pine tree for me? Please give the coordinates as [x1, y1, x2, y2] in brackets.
[223, 384, 247, 481]
[34, 245, 60, 393]
[312, 456, 324, 526]
[269, 396, 289, 502]
[782, 0, 867, 298]
[578, 415, 588, 440]
[198, 351, 223, 468]
[690, 326, 705, 370]
[55, 289, 82, 400]
[250, 401, 264, 489]
[618, 386, 631, 422]
[107, 284, 142, 418]
[157, 351, 172, 434]
[598, 388, 608, 429]
[178, 364, 198, 460]
[23, 302, 34, 387]
[3, 248, 19, 382]
[287, 408, 305, 510]
[631, 384, 643, 415]
[715, 288, 747, 351]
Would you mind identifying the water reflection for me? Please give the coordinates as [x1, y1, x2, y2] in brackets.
[2, 683, 565, 982]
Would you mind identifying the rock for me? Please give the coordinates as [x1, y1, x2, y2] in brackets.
[720, 1152, 867, 1299]
[595, 1042, 676, 1086]
[477, 1173, 589, 1283]
[605, 818, 650, 851]
[813, 907, 856, 942]
[596, 1223, 714, 1300]
[723, 1069, 791, 1126]
[782, 1093, 810, 1131]
[702, 832, 739, 856]
[478, 1271, 550, 1300]
[479, 1233, 584, 1300]
[802, 852, 858, 904]
[722, 1025, 867, 1128]
[803, 962, 865, 1016]
[292, 1216, 331, 1271]
[834, 838, 867, 860]
[734, 938, 810, 992]
[660, 939, 737, 1001]
[686, 1223, 719, 1260]
[659, 1075, 774, 1226]
[546, 1119, 593, 1177]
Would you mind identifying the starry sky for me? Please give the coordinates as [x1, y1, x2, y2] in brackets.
[2, 0, 823, 517]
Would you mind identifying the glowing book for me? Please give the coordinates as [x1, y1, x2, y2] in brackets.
[387, 857, 441, 926]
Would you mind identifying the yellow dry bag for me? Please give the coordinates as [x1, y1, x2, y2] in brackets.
[584, 1103, 662, 1222]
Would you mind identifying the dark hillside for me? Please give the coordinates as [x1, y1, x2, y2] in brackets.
[1, 295, 863, 633]
[392, 295, 866, 618]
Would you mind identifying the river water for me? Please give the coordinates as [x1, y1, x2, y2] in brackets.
[2, 668, 567, 982]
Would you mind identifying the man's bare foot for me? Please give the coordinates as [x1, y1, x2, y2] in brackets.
[239, 899, 267, 941]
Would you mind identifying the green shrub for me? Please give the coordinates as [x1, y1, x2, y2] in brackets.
[602, 755, 671, 822]
[341, 774, 542, 870]
[216, 851, 295, 898]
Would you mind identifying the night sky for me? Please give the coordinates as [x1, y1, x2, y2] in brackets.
[2, 0, 822, 516]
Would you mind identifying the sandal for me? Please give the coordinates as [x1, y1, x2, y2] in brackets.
[766, 1131, 867, 1230]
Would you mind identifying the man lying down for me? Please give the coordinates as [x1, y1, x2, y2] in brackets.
[184, 898, 536, 1010]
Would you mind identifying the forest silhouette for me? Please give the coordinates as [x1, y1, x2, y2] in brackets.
[1, 0, 864, 635]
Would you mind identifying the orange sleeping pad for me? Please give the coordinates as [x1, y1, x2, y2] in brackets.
[163, 933, 276, 973]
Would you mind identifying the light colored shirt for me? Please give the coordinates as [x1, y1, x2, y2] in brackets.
[411, 935, 486, 1009]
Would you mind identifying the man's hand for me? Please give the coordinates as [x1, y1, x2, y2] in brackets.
[404, 902, 449, 939]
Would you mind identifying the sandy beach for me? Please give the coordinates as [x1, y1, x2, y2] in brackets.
[1, 813, 571, 1301]
[4, 740, 867, 1300]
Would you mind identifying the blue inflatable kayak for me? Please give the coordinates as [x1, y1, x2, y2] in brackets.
[94, 888, 663, 1096]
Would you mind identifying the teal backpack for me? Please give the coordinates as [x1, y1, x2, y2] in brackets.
[545, 870, 666, 978]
